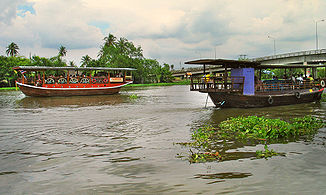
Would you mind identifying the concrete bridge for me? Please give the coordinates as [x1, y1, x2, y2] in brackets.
[251, 49, 326, 65]
[172, 49, 326, 78]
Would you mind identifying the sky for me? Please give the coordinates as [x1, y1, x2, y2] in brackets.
[1, 0, 326, 69]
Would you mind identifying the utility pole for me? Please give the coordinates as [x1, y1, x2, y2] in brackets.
[316, 19, 325, 50]
[268, 35, 276, 55]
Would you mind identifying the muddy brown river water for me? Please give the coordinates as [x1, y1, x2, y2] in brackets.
[0, 85, 326, 194]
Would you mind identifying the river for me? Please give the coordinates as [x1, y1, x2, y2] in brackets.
[0, 85, 326, 194]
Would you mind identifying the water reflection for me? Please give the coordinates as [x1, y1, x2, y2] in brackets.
[17, 94, 127, 108]
[194, 172, 253, 184]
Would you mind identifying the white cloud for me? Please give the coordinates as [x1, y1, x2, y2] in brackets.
[1, 0, 326, 67]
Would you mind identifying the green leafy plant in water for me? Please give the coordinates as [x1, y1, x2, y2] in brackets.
[129, 94, 138, 100]
[178, 115, 325, 163]
[191, 125, 216, 148]
[256, 145, 280, 159]
[218, 115, 325, 141]
[189, 149, 222, 163]
[321, 93, 326, 102]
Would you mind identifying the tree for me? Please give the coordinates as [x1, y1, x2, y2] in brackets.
[81, 55, 92, 67]
[0, 56, 30, 87]
[58, 45, 67, 58]
[103, 33, 116, 47]
[69, 61, 75, 67]
[6, 42, 19, 57]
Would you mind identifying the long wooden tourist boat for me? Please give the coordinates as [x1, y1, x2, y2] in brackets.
[13, 66, 136, 97]
[186, 59, 325, 108]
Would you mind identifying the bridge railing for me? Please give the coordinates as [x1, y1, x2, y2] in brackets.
[251, 49, 326, 61]
[190, 76, 245, 93]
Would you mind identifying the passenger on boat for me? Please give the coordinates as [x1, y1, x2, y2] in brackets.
[291, 74, 296, 83]
[297, 74, 303, 83]
[307, 75, 314, 81]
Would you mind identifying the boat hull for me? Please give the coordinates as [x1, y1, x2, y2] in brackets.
[17, 82, 127, 97]
[207, 88, 324, 108]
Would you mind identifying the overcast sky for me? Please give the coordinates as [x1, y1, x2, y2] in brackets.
[1, 0, 326, 68]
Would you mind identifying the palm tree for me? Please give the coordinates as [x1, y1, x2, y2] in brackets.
[103, 33, 116, 47]
[117, 37, 127, 54]
[81, 55, 92, 67]
[6, 42, 19, 56]
[69, 61, 75, 67]
[58, 45, 67, 58]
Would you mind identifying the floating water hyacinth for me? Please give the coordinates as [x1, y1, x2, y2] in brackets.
[177, 115, 325, 163]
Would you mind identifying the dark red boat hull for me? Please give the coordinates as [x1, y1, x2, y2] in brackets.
[207, 88, 324, 108]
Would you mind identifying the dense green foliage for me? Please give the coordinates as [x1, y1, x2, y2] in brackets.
[93, 34, 173, 83]
[219, 115, 324, 140]
[322, 93, 326, 102]
[126, 80, 190, 88]
[259, 67, 326, 80]
[0, 56, 30, 87]
[1, 34, 175, 86]
[178, 116, 325, 163]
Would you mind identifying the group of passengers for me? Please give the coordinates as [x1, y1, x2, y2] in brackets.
[271, 74, 314, 84]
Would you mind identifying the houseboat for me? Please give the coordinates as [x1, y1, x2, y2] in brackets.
[186, 59, 325, 108]
[13, 66, 136, 97]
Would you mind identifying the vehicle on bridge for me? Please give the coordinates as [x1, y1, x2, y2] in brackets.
[186, 59, 325, 108]
[13, 66, 135, 97]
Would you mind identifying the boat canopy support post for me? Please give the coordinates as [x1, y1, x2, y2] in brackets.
[203, 64, 206, 75]
[67, 70, 70, 84]
[224, 64, 227, 89]
[42, 71, 45, 85]
[108, 71, 110, 84]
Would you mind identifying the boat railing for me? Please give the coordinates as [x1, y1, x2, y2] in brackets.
[255, 80, 320, 92]
[190, 76, 245, 93]
[19, 75, 130, 86]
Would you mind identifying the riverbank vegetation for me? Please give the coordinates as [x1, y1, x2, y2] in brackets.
[126, 80, 190, 88]
[1, 34, 175, 87]
[177, 115, 325, 163]
[259, 67, 325, 80]
[322, 93, 326, 102]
